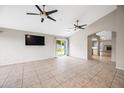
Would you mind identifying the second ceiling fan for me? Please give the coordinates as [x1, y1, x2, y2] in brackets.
[67, 20, 87, 31]
[26, 5, 58, 22]
[74, 20, 87, 31]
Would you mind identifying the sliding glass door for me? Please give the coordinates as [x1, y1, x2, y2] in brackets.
[56, 39, 67, 57]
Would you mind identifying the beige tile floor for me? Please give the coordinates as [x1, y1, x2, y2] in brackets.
[92, 55, 111, 63]
[0, 56, 124, 88]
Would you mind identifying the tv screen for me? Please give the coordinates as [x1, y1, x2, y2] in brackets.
[25, 34, 45, 45]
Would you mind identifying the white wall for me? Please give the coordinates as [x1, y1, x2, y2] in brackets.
[0, 30, 56, 65]
[69, 29, 89, 59]
[69, 31, 84, 58]
[69, 6, 124, 70]
[116, 6, 124, 69]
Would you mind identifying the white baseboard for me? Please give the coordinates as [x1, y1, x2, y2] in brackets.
[0, 57, 55, 66]
[116, 66, 124, 70]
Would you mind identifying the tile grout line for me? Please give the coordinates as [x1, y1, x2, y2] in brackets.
[34, 67, 43, 88]
[61, 62, 102, 87]
[36, 66, 64, 88]
[110, 69, 117, 88]
[83, 66, 103, 87]
[21, 64, 24, 88]
[49, 72, 64, 88]
[1, 67, 13, 88]
[0, 57, 121, 88]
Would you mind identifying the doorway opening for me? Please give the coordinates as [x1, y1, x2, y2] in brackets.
[88, 31, 116, 63]
[56, 39, 68, 57]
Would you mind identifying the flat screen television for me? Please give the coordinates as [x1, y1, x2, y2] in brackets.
[25, 34, 45, 45]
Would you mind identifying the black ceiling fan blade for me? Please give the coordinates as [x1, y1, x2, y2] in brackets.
[41, 18, 44, 22]
[47, 16, 56, 21]
[46, 10, 58, 15]
[80, 24, 87, 27]
[79, 27, 85, 29]
[35, 5, 43, 14]
[26, 13, 40, 15]
[74, 24, 78, 27]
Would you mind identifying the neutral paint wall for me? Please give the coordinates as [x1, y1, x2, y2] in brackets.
[111, 32, 116, 62]
[116, 6, 124, 69]
[69, 6, 124, 70]
[0, 30, 56, 65]
[69, 31, 84, 58]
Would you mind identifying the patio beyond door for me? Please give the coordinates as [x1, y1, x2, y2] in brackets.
[56, 39, 66, 57]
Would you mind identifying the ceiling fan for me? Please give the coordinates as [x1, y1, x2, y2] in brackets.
[67, 20, 87, 31]
[74, 20, 87, 30]
[26, 5, 58, 23]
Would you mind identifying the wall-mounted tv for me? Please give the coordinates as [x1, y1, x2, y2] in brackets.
[25, 34, 45, 46]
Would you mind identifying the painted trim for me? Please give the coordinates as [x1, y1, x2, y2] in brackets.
[0, 57, 55, 66]
[116, 66, 124, 70]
